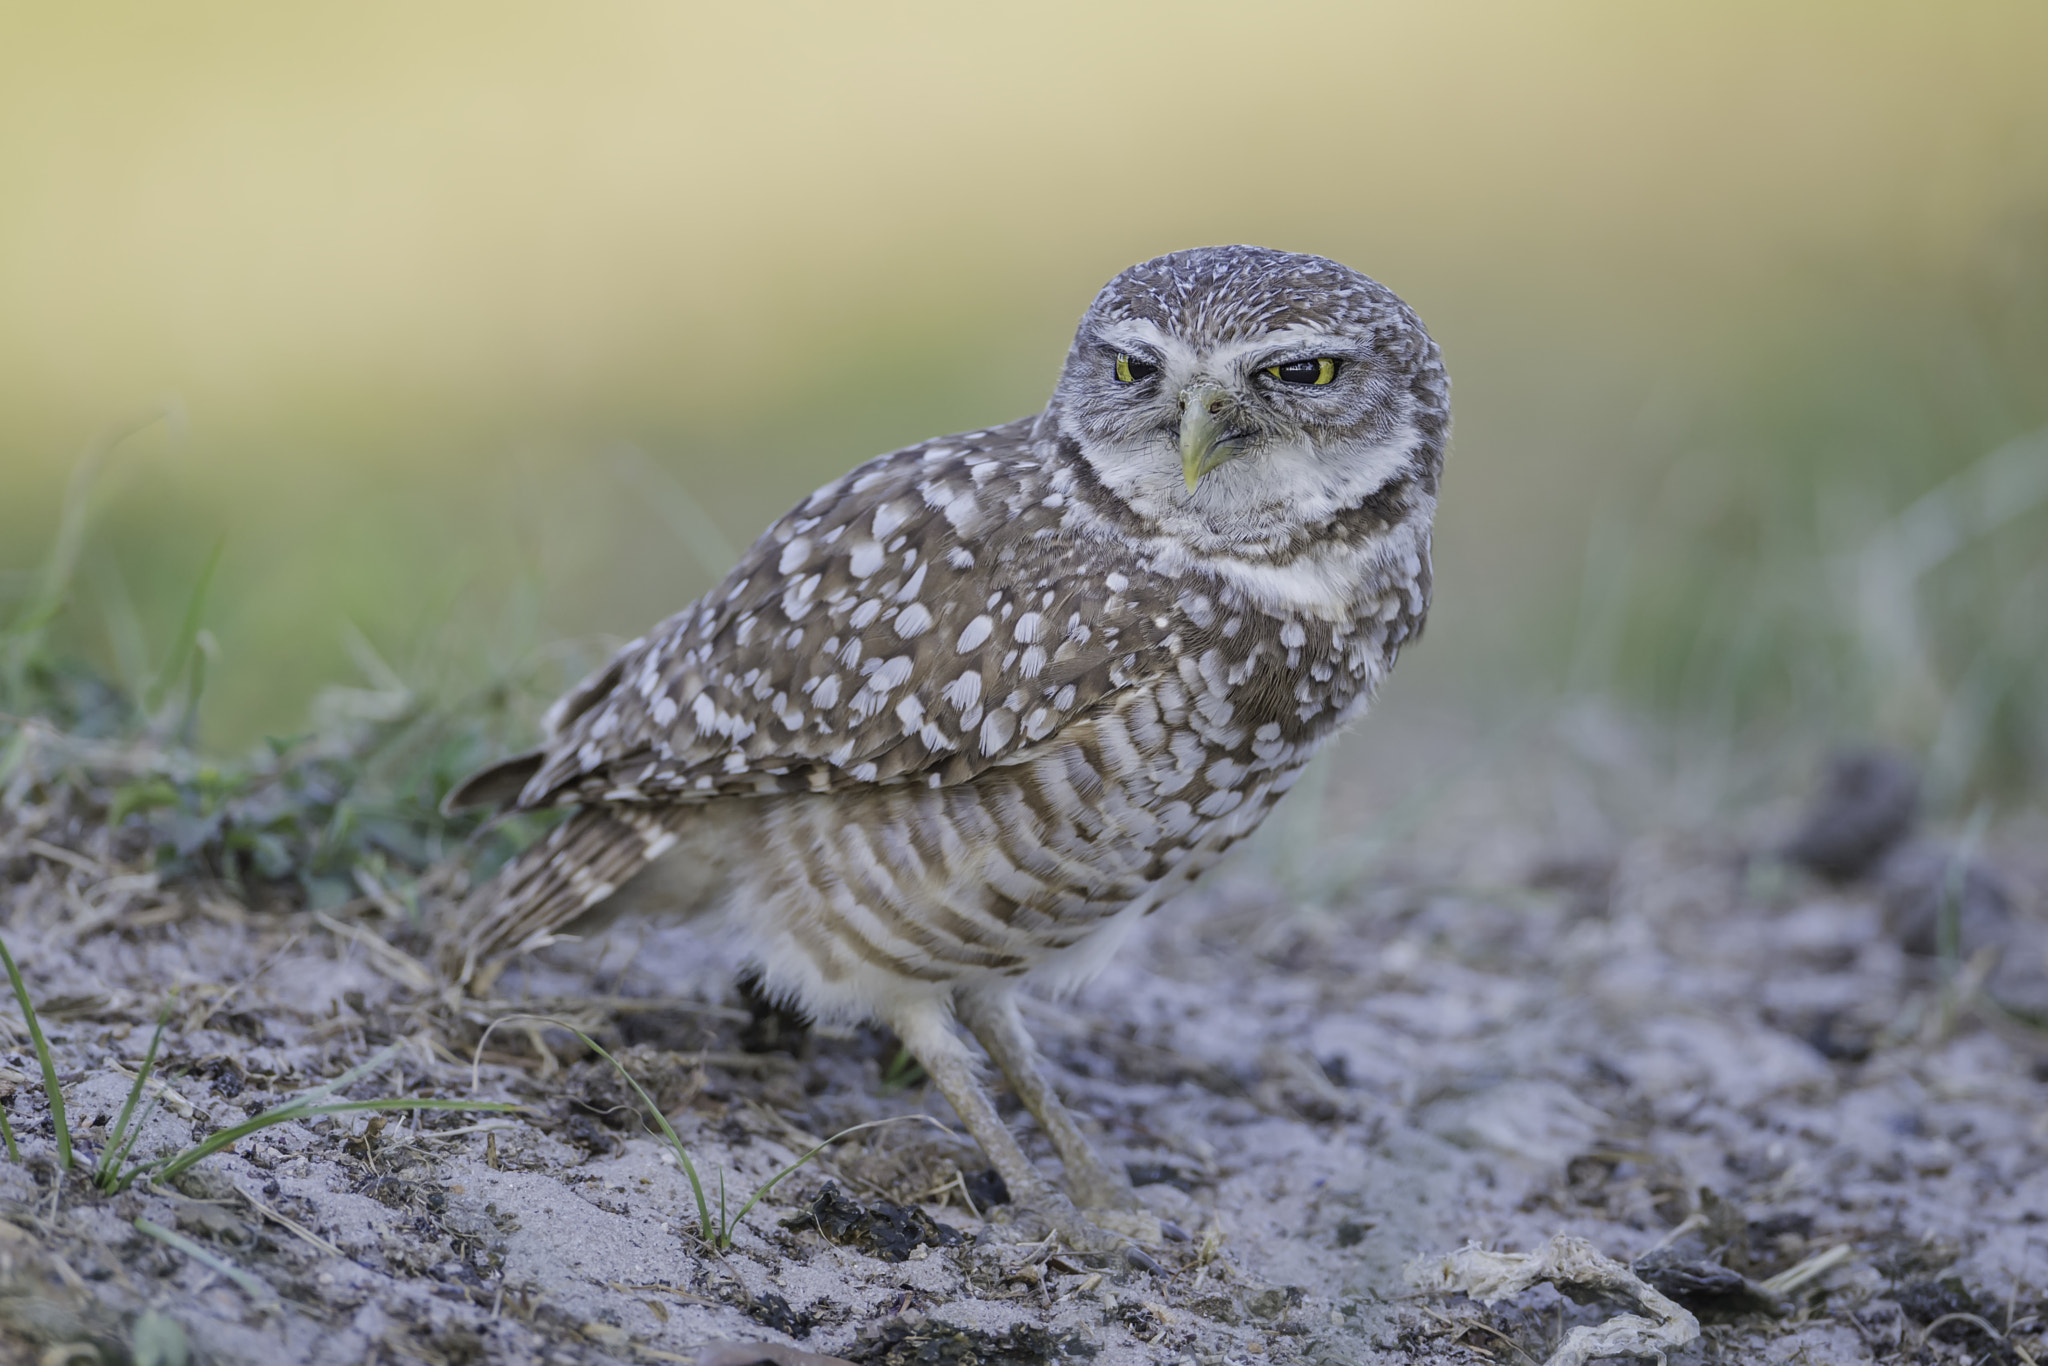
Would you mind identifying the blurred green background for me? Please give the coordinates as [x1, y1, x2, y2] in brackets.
[5, 2, 2046, 808]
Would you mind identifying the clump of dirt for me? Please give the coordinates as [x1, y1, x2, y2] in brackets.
[744, 1290, 816, 1339]
[961, 1169, 1010, 1209]
[845, 1313, 1096, 1365]
[1630, 1249, 1785, 1324]
[781, 1185, 964, 1263]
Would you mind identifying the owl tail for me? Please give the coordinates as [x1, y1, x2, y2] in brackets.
[439, 805, 686, 992]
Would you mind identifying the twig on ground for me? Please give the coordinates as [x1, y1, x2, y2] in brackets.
[1916, 1312, 2039, 1366]
[1758, 1243, 1852, 1297]
[1643, 1210, 1707, 1253]
[24, 838, 105, 876]
[314, 911, 433, 991]
[1419, 1305, 1543, 1366]
[1408, 1234, 1701, 1366]
[134, 1217, 278, 1305]
[238, 1190, 346, 1259]
[195, 931, 304, 1027]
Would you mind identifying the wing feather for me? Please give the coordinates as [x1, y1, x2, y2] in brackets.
[442, 805, 686, 980]
[504, 421, 1169, 811]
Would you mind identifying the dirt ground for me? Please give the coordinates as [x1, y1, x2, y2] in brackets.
[2, 709, 2045, 1366]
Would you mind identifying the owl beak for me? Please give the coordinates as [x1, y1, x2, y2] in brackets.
[1178, 383, 1245, 491]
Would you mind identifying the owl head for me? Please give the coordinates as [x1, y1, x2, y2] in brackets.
[1042, 246, 1447, 554]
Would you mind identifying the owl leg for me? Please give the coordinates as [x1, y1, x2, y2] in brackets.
[955, 984, 1138, 1214]
[888, 1001, 1148, 1266]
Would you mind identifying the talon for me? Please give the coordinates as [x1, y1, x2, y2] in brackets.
[1123, 1243, 1166, 1275]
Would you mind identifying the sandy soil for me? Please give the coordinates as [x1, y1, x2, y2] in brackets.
[1, 716, 2045, 1365]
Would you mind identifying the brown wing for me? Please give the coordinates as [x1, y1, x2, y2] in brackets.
[482, 420, 1170, 814]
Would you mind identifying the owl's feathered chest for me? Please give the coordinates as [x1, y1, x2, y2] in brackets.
[1084, 542, 1427, 829]
[1051, 435, 1432, 761]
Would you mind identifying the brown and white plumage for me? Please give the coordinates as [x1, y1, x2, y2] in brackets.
[444, 246, 1447, 1256]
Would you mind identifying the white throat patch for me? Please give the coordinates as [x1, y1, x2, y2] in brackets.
[1066, 419, 1421, 552]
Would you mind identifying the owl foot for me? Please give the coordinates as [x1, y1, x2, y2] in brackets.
[894, 998, 1162, 1271]
[1083, 1205, 1165, 1250]
[1057, 1155, 1138, 1214]
[1069, 1165, 1193, 1244]
[989, 1190, 1163, 1273]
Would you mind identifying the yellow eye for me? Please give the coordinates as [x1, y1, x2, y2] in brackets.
[1266, 357, 1339, 386]
[1114, 354, 1157, 384]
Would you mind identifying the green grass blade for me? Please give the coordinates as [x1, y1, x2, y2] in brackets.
[0, 930, 70, 1168]
[137, 1039, 513, 1185]
[300, 1099, 526, 1116]
[133, 1218, 276, 1304]
[135, 1042, 406, 1177]
[97, 997, 174, 1188]
[99, 1088, 170, 1192]
[0, 1107, 17, 1163]
[722, 1115, 949, 1234]
[143, 536, 225, 718]
[2, 405, 176, 686]
[576, 1028, 716, 1246]
[476, 1013, 715, 1245]
[0, 726, 29, 792]
[1938, 803, 1994, 980]
[262, 1041, 404, 1114]
[147, 1098, 522, 1184]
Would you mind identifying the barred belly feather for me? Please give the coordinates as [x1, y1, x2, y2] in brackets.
[732, 690, 1309, 1021]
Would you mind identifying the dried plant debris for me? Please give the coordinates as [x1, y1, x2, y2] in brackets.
[696, 1343, 863, 1366]
[2, 634, 558, 924]
[1629, 1247, 1786, 1324]
[844, 1313, 1096, 1366]
[693, 1318, 1100, 1366]
[745, 1290, 818, 1340]
[1408, 1235, 1700, 1366]
[781, 1183, 965, 1262]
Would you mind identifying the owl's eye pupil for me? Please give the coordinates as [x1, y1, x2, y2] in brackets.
[1113, 354, 1157, 384]
[1267, 358, 1339, 386]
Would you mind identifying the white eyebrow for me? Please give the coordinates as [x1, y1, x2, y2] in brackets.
[1094, 318, 1346, 376]
[1201, 325, 1343, 370]
[1094, 318, 1187, 361]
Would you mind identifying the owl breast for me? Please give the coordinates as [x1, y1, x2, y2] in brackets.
[716, 574, 1408, 1021]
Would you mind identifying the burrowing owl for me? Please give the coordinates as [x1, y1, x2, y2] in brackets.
[444, 245, 1447, 1259]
